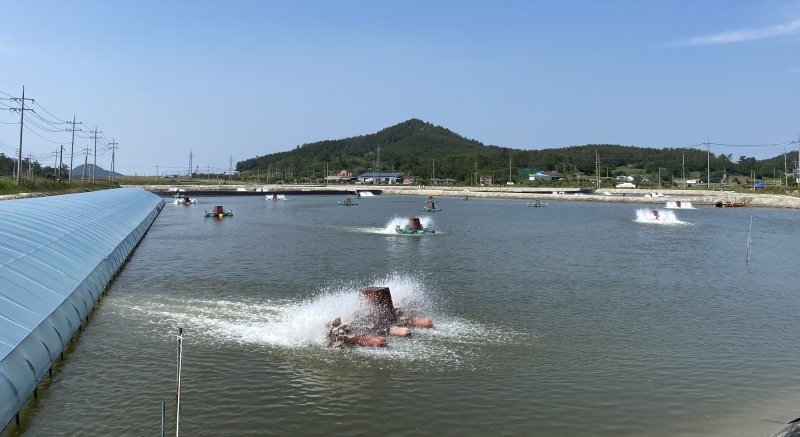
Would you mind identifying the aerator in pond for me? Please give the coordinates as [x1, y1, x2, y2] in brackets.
[327, 287, 434, 348]
[395, 217, 435, 234]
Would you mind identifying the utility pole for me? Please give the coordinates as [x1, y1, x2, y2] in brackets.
[58, 145, 64, 180]
[108, 138, 118, 181]
[66, 115, 82, 182]
[10, 86, 34, 181]
[787, 137, 800, 185]
[595, 150, 600, 188]
[88, 126, 101, 181]
[784, 147, 788, 187]
[682, 151, 686, 188]
[509, 154, 512, 184]
[705, 139, 711, 189]
[82, 146, 89, 180]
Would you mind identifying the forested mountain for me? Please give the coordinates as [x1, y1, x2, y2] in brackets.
[237, 119, 797, 185]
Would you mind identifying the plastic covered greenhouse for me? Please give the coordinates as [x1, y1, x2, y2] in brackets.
[0, 188, 164, 430]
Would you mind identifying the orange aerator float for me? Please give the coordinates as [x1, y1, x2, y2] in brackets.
[327, 287, 434, 348]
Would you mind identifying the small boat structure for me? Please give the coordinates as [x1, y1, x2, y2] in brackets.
[203, 205, 233, 218]
[267, 194, 288, 201]
[327, 287, 434, 348]
[338, 197, 359, 206]
[173, 195, 197, 205]
[527, 200, 547, 207]
[713, 197, 751, 208]
[396, 217, 435, 234]
[420, 195, 441, 212]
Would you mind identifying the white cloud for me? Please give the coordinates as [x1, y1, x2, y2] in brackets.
[676, 19, 800, 46]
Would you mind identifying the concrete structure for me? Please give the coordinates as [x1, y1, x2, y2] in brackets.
[357, 172, 403, 184]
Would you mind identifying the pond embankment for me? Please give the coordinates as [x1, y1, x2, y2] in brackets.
[121, 184, 800, 209]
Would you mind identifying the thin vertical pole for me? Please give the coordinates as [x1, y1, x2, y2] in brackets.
[706, 140, 711, 189]
[68, 115, 80, 182]
[16, 86, 25, 181]
[176, 327, 183, 437]
[161, 401, 166, 437]
[59, 145, 64, 180]
[682, 151, 686, 188]
[745, 215, 753, 264]
[92, 126, 98, 182]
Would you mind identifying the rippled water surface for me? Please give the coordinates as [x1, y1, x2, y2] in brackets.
[11, 194, 800, 436]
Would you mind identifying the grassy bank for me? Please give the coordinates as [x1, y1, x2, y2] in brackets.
[0, 177, 120, 196]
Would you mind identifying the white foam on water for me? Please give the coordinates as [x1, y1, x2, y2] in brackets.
[665, 201, 695, 209]
[116, 273, 526, 365]
[356, 216, 436, 235]
[634, 208, 688, 225]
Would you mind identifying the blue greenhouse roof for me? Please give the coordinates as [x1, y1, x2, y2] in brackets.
[0, 188, 164, 430]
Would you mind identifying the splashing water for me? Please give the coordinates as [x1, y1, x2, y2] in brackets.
[114, 273, 524, 365]
[665, 201, 695, 209]
[357, 216, 436, 234]
[634, 208, 687, 224]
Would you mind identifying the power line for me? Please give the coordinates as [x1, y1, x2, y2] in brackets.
[32, 100, 68, 125]
[710, 142, 784, 148]
[22, 124, 64, 144]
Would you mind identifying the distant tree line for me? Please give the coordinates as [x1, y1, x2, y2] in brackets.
[236, 119, 798, 186]
[0, 153, 69, 179]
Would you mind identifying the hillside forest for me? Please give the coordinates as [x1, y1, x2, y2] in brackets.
[237, 119, 800, 189]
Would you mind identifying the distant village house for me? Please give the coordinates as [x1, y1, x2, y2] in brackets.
[357, 172, 403, 184]
[325, 169, 356, 183]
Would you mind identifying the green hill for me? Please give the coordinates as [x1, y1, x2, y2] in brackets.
[237, 119, 797, 186]
[238, 119, 501, 181]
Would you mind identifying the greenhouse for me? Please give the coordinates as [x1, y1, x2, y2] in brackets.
[0, 188, 164, 430]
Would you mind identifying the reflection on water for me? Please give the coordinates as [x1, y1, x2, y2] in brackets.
[11, 195, 800, 437]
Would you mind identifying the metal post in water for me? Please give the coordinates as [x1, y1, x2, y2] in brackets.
[746, 215, 753, 264]
[176, 327, 183, 437]
[161, 401, 166, 437]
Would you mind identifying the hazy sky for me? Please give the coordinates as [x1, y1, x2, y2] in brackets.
[1, 0, 799, 176]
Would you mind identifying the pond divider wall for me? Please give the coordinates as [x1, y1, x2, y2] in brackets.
[0, 188, 165, 431]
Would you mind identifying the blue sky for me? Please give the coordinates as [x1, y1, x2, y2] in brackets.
[1, 0, 799, 176]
